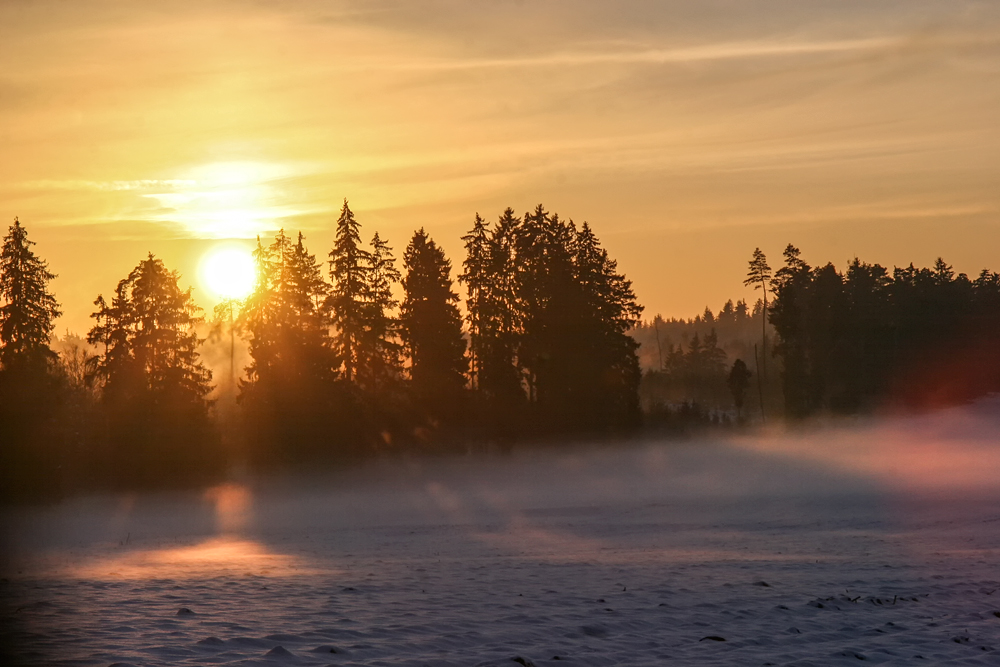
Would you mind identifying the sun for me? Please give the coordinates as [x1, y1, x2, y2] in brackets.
[200, 246, 256, 301]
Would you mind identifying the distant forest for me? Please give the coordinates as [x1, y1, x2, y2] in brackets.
[2, 210, 999, 499]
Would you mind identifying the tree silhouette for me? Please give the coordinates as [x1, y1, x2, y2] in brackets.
[727, 359, 752, 420]
[88, 254, 219, 486]
[0, 217, 60, 369]
[768, 246, 1000, 415]
[0, 218, 64, 499]
[460, 209, 523, 428]
[358, 231, 403, 394]
[744, 248, 772, 371]
[240, 230, 339, 462]
[327, 200, 371, 384]
[400, 228, 468, 424]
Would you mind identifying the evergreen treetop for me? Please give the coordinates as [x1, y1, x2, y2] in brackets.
[0, 217, 61, 368]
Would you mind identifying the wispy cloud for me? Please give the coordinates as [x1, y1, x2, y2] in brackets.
[18, 179, 196, 192]
[366, 37, 900, 71]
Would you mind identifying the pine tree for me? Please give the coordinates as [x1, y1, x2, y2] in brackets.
[513, 205, 578, 409]
[242, 230, 330, 389]
[569, 220, 643, 428]
[459, 213, 490, 390]
[358, 231, 403, 393]
[744, 247, 772, 382]
[769, 244, 811, 416]
[89, 254, 212, 400]
[400, 228, 468, 422]
[0, 217, 61, 369]
[0, 218, 63, 499]
[87, 254, 219, 485]
[327, 200, 371, 384]
[459, 209, 523, 413]
[239, 230, 340, 461]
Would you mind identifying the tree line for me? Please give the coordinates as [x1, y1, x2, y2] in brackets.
[634, 244, 1000, 424]
[767, 245, 1000, 416]
[0, 204, 643, 497]
[4, 208, 998, 499]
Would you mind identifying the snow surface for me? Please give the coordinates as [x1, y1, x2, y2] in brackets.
[2, 405, 1000, 666]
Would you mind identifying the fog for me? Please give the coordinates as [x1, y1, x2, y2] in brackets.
[2, 402, 999, 665]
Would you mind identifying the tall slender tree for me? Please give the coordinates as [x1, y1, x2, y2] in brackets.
[358, 231, 403, 393]
[87, 254, 219, 485]
[460, 209, 523, 415]
[0, 217, 61, 369]
[744, 247, 772, 380]
[0, 218, 63, 499]
[327, 200, 371, 384]
[400, 228, 468, 422]
[89, 254, 212, 400]
[242, 230, 331, 390]
[239, 230, 339, 461]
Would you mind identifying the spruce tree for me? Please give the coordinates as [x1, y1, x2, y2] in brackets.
[327, 200, 371, 384]
[400, 228, 468, 422]
[0, 217, 61, 369]
[569, 220, 643, 428]
[0, 218, 63, 499]
[240, 230, 338, 461]
[89, 254, 212, 400]
[359, 231, 403, 393]
[459, 210, 523, 414]
[459, 213, 490, 390]
[88, 254, 219, 485]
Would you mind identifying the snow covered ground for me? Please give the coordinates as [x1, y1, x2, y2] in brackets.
[2, 404, 1000, 666]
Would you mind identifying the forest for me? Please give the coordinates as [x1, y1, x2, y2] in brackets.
[2, 210, 999, 500]
[0, 205, 643, 498]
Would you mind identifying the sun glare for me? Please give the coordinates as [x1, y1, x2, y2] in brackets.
[201, 246, 256, 300]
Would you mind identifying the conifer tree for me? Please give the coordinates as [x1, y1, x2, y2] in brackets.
[569, 219, 643, 427]
[242, 230, 330, 389]
[459, 213, 489, 390]
[513, 205, 577, 408]
[460, 209, 523, 412]
[89, 254, 211, 400]
[327, 200, 371, 384]
[359, 231, 403, 393]
[744, 247, 772, 380]
[0, 218, 63, 499]
[0, 217, 61, 369]
[87, 254, 219, 485]
[400, 228, 468, 421]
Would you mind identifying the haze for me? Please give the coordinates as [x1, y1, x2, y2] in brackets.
[3, 0, 999, 332]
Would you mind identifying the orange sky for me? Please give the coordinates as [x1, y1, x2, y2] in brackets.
[3, 1, 999, 334]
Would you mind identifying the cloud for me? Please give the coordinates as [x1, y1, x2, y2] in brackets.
[352, 37, 901, 72]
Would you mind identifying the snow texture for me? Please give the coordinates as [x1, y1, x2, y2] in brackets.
[2, 403, 1000, 665]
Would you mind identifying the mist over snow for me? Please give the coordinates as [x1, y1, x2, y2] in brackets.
[2, 402, 1000, 665]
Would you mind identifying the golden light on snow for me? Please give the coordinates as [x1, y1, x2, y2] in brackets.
[66, 538, 324, 579]
[200, 246, 256, 301]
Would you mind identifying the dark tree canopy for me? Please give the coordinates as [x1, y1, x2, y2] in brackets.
[0, 217, 61, 369]
[460, 209, 524, 427]
[87, 254, 219, 486]
[0, 218, 64, 500]
[769, 247, 1000, 416]
[461, 205, 643, 434]
[400, 228, 468, 423]
[358, 231, 403, 394]
[327, 199, 371, 384]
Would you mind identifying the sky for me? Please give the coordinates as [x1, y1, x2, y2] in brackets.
[3, 0, 999, 334]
